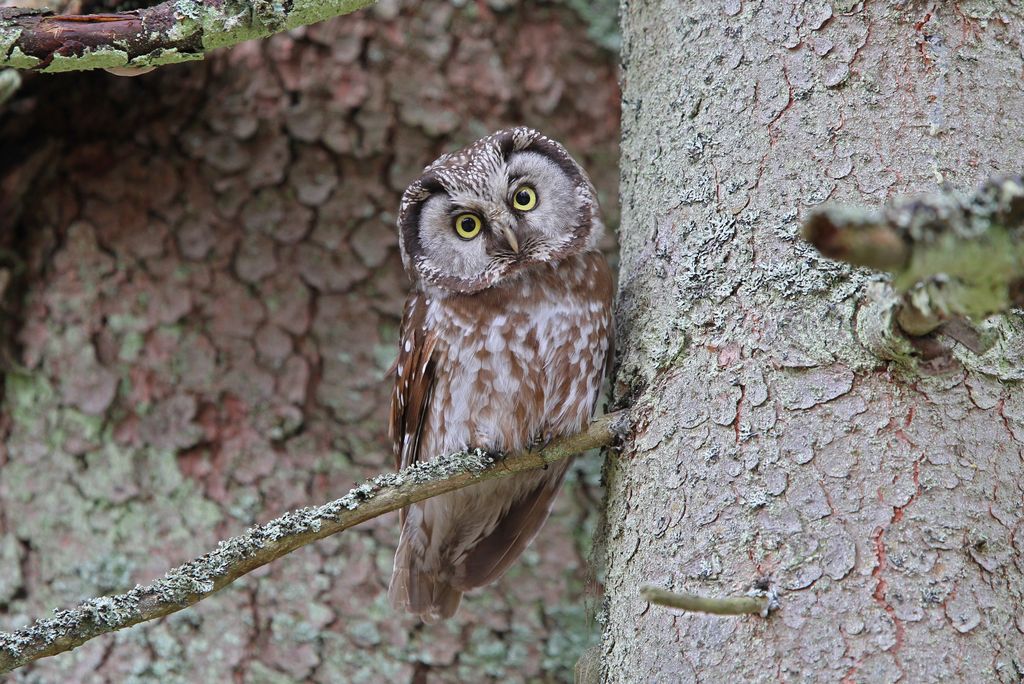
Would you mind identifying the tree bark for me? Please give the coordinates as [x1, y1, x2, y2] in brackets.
[605, 2, 1024, 682]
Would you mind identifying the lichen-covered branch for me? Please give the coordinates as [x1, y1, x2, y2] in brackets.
[0, 411, 626, 674]
[803, 175, 1024, 336]
[0, 0, 373, 72]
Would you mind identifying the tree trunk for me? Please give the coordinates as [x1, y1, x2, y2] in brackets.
[604, 2, 1024, 682]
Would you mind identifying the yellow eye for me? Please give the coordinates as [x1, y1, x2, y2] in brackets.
[512, 185, 537, 211]
[454, 213, 483, 239]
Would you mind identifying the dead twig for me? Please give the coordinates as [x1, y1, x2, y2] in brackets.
[641, 586, 769, 617]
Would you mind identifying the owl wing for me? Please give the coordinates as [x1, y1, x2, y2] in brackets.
[389, 292, 458, 618]
[390, 291, 437, 474]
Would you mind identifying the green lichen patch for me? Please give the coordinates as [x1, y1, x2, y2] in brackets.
[173, 0, 203, 21]
[60, 407, 106, 446]
[542, 601, 600, 674]
[0, 25, 21, 60]
[561, 0, 620, 51]
[5, 372, 55, 427]
[199, 2, 257, 51]
[125, 47, 204, 68]
[894, 228, 1024, 320]
[831, 0, 860, 12]
[4, 46, 39, 69]
[280, 0, 374, 37]
[42, 48, 130, 73]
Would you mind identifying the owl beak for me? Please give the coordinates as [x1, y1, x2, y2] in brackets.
[501, 225, 520, 254]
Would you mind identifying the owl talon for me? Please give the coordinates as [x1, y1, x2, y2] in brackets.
[531, 432, 556, 452]
[484, 449, 506, 463]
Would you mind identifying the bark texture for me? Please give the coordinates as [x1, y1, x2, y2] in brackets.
[0, 1, 620, 681]
[605, 2, 1024, 682]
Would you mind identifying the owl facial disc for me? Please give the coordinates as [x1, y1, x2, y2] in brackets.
[397, 127, 604, 294]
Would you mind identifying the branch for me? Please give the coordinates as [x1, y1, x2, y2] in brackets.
[803, 176, 1024, 337]
[0, 0, 373, 73]
[640, 586, 769, 617]
[0, 411, 627, 674]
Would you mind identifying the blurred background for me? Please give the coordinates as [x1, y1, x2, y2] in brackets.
[0, 1, 620, 680]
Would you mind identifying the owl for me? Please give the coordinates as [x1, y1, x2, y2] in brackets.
[388, 127, 614, 622]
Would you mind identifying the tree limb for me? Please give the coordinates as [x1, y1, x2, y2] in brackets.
[803, 175, 1024, 337]
[0, 0, 373, 73]
[0, 410, 627, 674]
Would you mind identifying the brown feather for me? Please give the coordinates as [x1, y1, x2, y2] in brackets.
[452, 460, 572, 590]
[389, 292, 437, 471]
[389, 293, 437, 531]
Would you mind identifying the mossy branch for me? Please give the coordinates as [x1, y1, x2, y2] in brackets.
[0, 0, 373, 73]
[803, 175, 1024, 337]
[0, 411, 627, 674]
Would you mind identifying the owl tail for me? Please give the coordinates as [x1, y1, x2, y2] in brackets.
[388, 463, 570, 622]
[388, 503, 463, 623]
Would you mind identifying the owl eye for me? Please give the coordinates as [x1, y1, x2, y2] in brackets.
[454, 213, 483, 240]
[512, 185, 538, 211]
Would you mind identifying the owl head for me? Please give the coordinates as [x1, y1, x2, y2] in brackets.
[397, 127, 603, 294]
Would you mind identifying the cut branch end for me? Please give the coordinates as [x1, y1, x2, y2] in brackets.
[803, 207, 909, 272]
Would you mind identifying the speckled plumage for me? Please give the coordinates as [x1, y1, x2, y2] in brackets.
[388, 128, 614, 621]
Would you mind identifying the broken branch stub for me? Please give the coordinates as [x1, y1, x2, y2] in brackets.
[803, 175, 1024, 337]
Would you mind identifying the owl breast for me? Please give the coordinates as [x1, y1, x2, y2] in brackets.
[420, 250, 612, 460]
